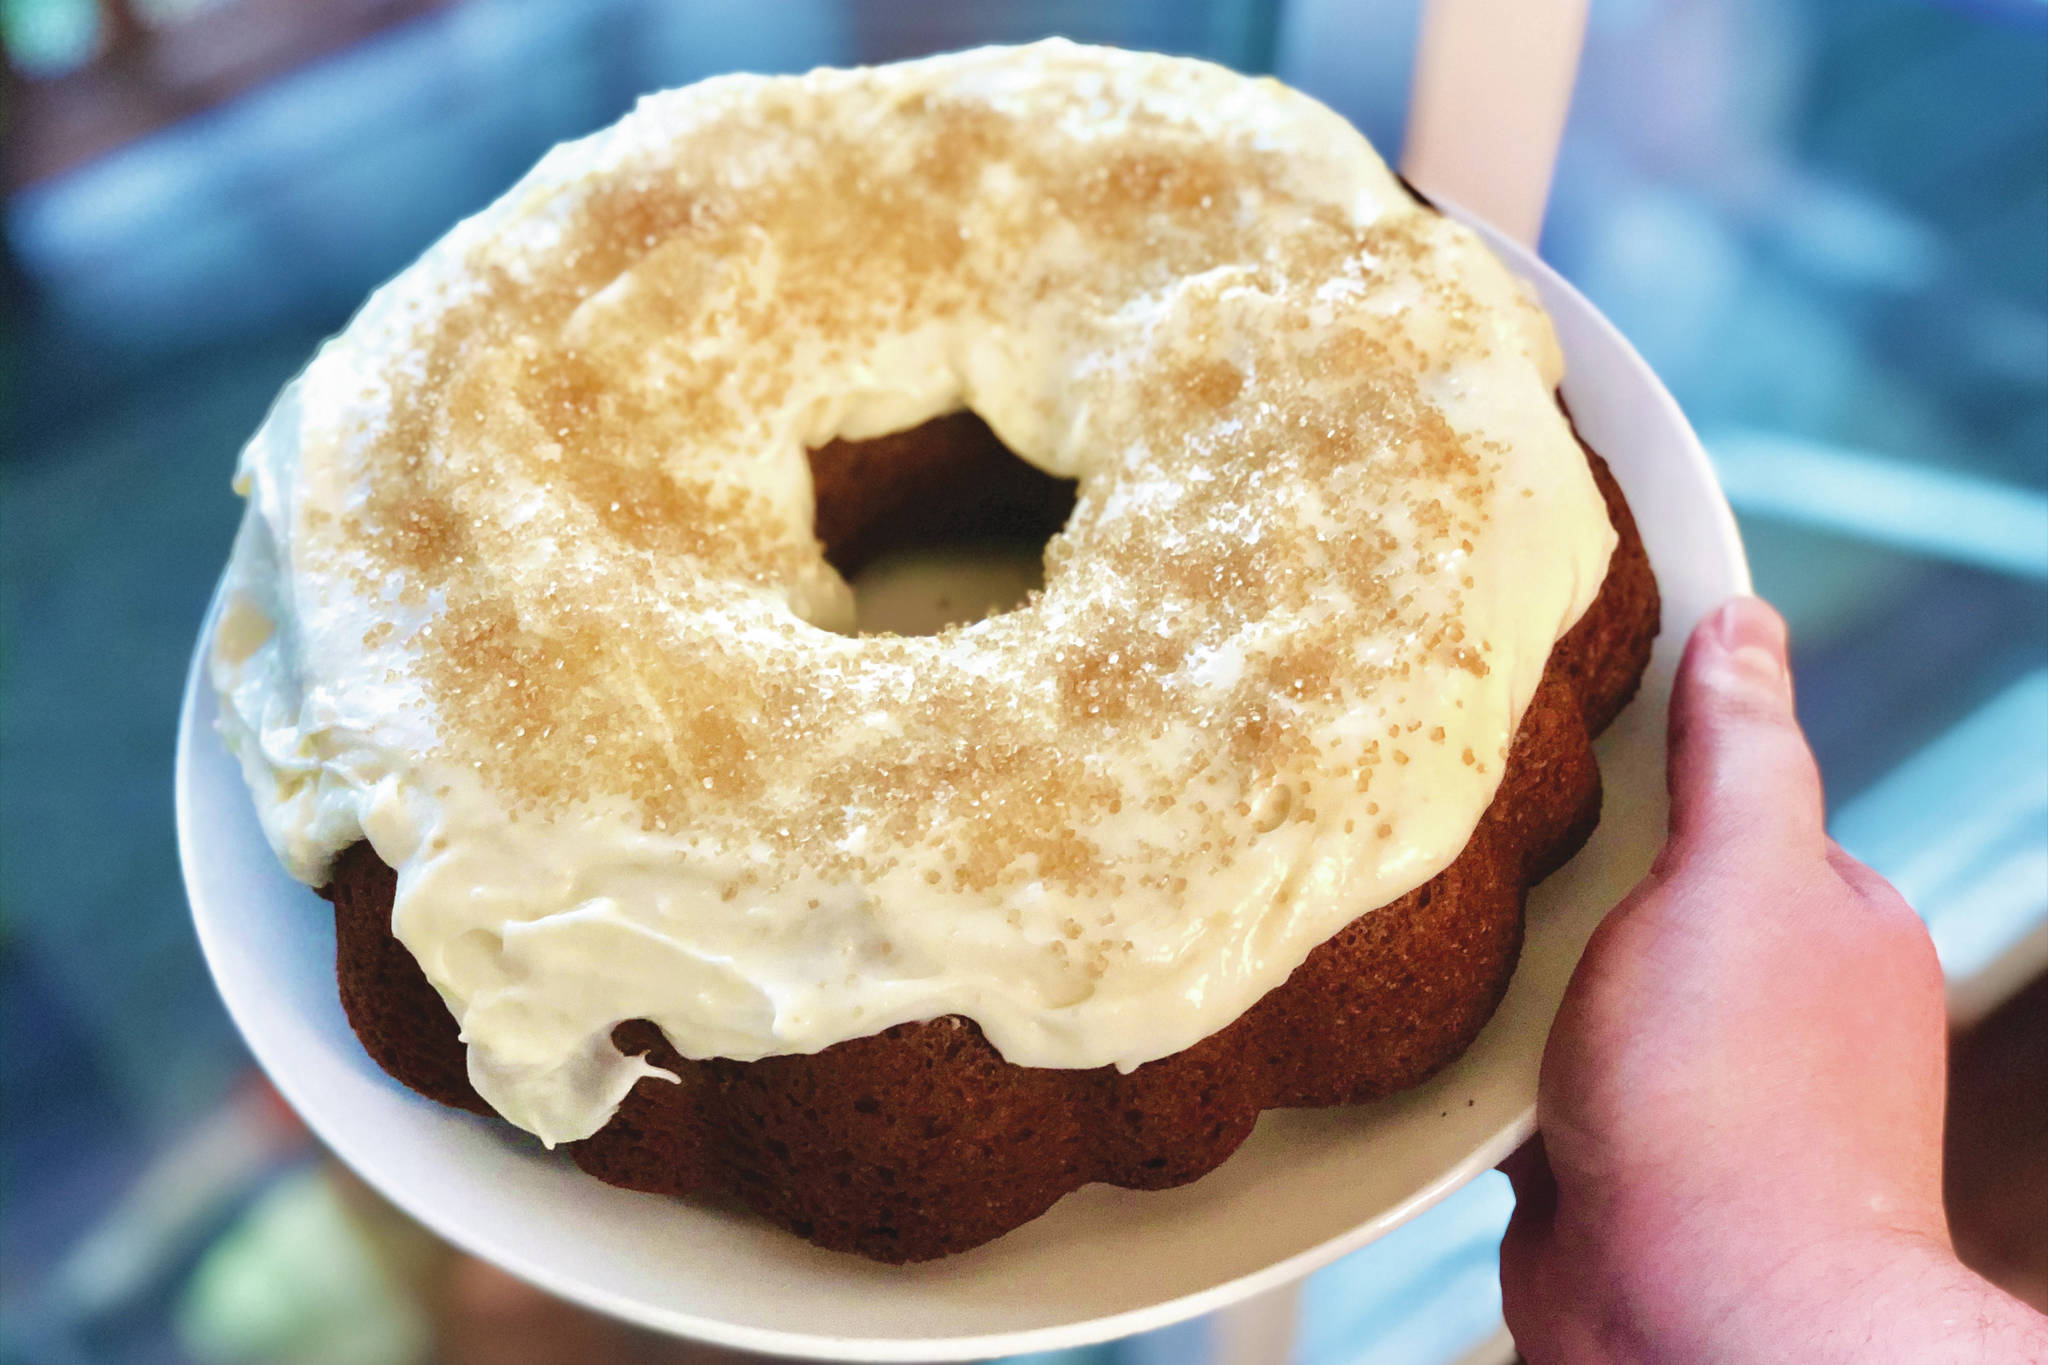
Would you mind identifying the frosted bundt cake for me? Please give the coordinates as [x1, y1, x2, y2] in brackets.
[212, 42, 1659, 1262]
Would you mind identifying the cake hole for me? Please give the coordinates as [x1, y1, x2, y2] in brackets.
[808, 411, 1076, 637]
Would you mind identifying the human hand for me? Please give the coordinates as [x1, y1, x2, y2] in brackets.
[1500, 597, 2048, 1363]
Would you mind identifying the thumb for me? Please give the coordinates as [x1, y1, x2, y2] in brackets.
[1664, 597, 1826, 866]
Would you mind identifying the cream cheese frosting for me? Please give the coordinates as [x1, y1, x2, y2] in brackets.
[212, 41, 1616, 1146]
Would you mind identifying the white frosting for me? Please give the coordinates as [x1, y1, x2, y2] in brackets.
[213, 42, 1616, 1146]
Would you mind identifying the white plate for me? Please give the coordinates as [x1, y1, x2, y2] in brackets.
[176, 210, 1748, 1362]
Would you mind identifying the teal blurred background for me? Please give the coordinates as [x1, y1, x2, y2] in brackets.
[3, 2, 2043, 1362]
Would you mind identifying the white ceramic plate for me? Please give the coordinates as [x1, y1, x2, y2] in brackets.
[176, 209, 1748, 1362]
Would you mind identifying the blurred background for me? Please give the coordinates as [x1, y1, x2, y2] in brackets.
[2, 1, 2043, 1362]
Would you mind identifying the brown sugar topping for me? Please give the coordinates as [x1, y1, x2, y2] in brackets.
[293, 46, 1588, 946]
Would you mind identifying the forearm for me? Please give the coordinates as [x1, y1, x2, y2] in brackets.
[1670, 1235, 2048, 1365]
[1805, 1241, 2048, 1365]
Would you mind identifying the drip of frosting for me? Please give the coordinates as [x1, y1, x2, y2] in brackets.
[212, 41, 1615, 1146]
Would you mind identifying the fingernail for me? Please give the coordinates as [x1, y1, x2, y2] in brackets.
[1713, 597, 1791, 696]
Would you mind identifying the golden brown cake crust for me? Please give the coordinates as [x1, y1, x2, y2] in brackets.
[319, 425, 1658, 1263]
